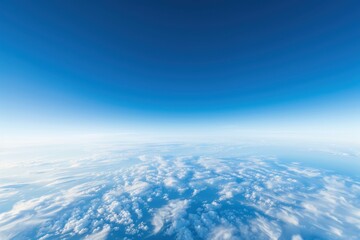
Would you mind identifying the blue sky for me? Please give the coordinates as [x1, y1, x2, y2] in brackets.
[0, 0, 360, 145]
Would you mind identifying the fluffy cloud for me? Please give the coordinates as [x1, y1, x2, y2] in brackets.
[0, 144, 359, 239]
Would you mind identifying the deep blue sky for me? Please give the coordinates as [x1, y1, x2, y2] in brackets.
[1, 0, 360, 143]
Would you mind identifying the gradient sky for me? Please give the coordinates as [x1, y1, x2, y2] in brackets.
[1, 0, 360, 145]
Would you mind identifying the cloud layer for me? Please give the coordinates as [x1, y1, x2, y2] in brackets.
[0, 144, 359, 239]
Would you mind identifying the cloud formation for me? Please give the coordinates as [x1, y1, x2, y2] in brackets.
[0, 145, 359, 239]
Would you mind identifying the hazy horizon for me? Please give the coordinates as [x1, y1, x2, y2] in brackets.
[0, 1, 359, 239]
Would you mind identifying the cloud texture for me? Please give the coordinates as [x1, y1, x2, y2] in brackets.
[0, 144, 359, 239]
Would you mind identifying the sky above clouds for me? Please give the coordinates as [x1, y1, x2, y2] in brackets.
[0, 0, 360, 144]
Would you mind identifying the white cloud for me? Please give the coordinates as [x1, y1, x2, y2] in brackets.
[0, 144, 359, 239]
[209, 225, 237, 240]
[84, 224, 110, 240]
[291, 234, 303, 240]
[152, 199, 189, 234]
